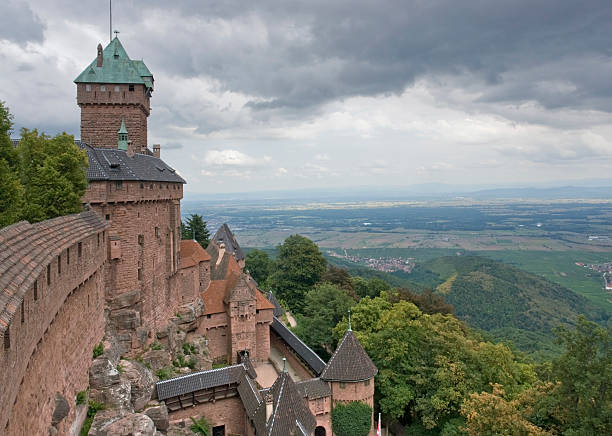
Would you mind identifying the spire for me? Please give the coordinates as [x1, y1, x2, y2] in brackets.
[348, 308, 352, 331]
[117, 119, 128, 150]
[320, 329, 378, 382]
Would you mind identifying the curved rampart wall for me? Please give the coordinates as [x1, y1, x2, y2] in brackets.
[0, 212, 108, 434]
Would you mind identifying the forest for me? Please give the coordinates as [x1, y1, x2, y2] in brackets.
[246, 235, 611, 435]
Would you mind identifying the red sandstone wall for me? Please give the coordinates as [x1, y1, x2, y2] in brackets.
[85, 182, 185, 352]
[255, 320, 271, 362]
[269, 331, 314, 380]
[199, 260, 210, 292]
[169, 396, 246, 436]
[178, 265, 198, 304]
[0, 232, 106, 434]
[197, 313, 230, 363]
[307, 396, 332, 436]
[77, 83, 150, 150]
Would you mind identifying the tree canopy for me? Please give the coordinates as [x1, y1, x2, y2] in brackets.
[181, 213, 210, 249]
[267, 234, 327, 313]
[0, 102, 88, 227]
[245, 249, 274, 286]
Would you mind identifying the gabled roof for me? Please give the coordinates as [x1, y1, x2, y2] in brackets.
[295, 378, 331, 400]
[320, 330, 377, 382]
[156, 363, 247, 401]
[265, 370, 317, 436]
[179, 239, 211, 269]
[212, 223, 245, 261]
[74, 37, 153, 87]
[80, 142, 185, 183]
[270, 317, 326, 375]
[0, 211, 109, 334]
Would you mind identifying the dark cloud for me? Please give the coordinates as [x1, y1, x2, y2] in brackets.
[0, 0, 45, 44]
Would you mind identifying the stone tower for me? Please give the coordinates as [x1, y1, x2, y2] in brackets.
[74, 37, 153, 151]
[320, 328, 378, 435]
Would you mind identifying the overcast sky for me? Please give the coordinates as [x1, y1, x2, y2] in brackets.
[2, 1, 612, 194]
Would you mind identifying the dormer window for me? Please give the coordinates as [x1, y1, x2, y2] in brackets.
[86, 84, 92, 92]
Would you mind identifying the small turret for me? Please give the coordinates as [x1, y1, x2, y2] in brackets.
[96, 43, 103, 67]
[117, 119, 128, 151]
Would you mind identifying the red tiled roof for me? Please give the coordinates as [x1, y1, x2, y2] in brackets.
[0, 211, 109, 334]
[179, 239, 211, 269]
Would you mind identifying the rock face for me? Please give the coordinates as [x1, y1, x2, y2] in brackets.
[88, 357, 132, 413]
[144, 403, 169, 431]
[98, 413, 155, 436]
[120, 360, 155, 412]
[141, 349, 172, 373]
[51, 392, 70, 426]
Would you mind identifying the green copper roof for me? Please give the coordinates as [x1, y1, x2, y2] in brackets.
[118, 118, 128, 134]
[74, 37, 153, 87]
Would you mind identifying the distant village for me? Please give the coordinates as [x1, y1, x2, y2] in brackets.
[576, 261, 612, 290]
[328, 250, 415, 273]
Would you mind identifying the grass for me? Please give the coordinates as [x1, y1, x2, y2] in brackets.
[92, 342, 104, 359]
[156, 367, 173, 380]
[79, 400, 105, 436]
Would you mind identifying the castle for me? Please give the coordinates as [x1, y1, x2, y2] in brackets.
[0, 38, 377, 436]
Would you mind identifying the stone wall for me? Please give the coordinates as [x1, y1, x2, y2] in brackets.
[306, 396, 332, 436]
[169, 396, 246, 436]
[255, 318, 271, 363]
[269, 331, 315, 380]
[84, 181, 186, 353]
[330, 380, 376, 436]
[77, 83, 150, 150]
[0, 231, 106, 434]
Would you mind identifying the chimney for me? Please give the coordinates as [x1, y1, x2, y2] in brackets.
[127, 140, 134, 157]
[96, 43, 103, 67]
[153, 144, 161, 158]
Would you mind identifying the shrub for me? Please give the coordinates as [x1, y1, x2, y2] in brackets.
[190, 416, 211, 436]
[92, 342, 104, 358]
[331, 401, 372, 436]
[156, 367, 173, 380]
[75, 390, 87, 406]
[80, 400, 105, 436]
[151, 342, 163, 351]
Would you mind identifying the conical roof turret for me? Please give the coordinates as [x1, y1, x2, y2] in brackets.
[320, 329, 377, 382]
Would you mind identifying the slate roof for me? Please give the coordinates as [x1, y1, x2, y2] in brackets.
[156, 364, 247, 401]
[320, 330, 378, 382]
[265, 370, 317, 436]
[0, 211, 109, 334]
[295, 378, 331, 400]
[270, 317, 326, 375]
[80, 143, 185, 183]
[211, 224, 245, 261]
[237, 372, 262, 417]
[74, 37, 153, 87]
[266, 291, 285, 317]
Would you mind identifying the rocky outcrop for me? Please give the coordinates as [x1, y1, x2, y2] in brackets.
[141, 349, 172, 373]
[51, 393, 70, 426]
[98, 413, 156, 436]
[120, 360, 155, 412]
[144, 403, 169, 431]
[89, 357, 133, 413]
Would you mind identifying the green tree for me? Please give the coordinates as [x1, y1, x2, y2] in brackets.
[267, 234, 327, 313]
[352, 276, 391, 299]
[334, 293, 537, 430]
[17, 130, 88, 223]
[331, 401, 373, 436]
[0, 102, 23, 227]
[181, 214, 210, 249]
[0, 101, 18, 169]
[390, 288, 454, 315]
[293, 283, 356, 359]
[321, 265, 355, 293]
[245, 249, 273, 286]
[549, 316, 611, 435]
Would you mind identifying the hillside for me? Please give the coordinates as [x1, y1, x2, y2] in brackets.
[412, 256, 608, 355]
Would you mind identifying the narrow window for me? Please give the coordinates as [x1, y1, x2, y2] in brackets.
[105, 214, 110, 221]
[103, 231, 105, 242]
[149, 184, 153, 190]
[138, 234, 144, 246]
[115, 180, 122, 190]
[129, 84, 134, 92]
[100, 85, 106, 91]
[57, 254, 61, 275]
[114, 86, 120, 92]
[47, 264, 51, 285]
[33, 281, 38, 301]
[138, 268, 143, 281]
[364, 379, 370, 386]
[3, 329, 9, 350]
[67, 247, 70, 265]
[86, 84, 91, 92]
[339, 382, 346, 389]
[140, 183, 144, 189]
[21, 301, 24, 323]
[78, 242, 82, 257]
[97, 233, 100, 246]
[155, 227, 160, 238]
